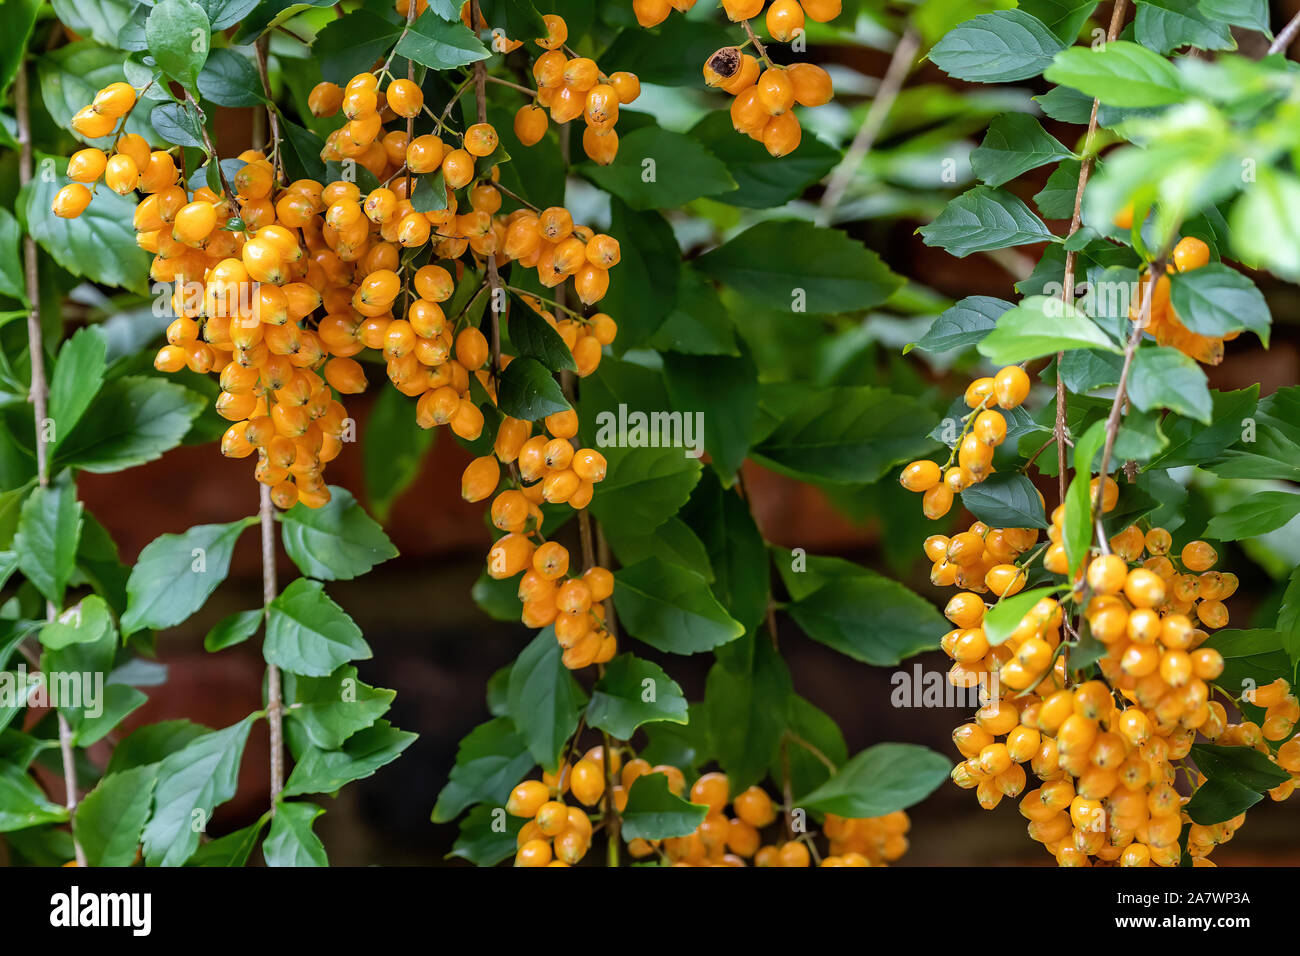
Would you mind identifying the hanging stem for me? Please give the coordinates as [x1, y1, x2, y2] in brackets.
[16, 61, 85, 867]
[1055, 0, 1129, 505]
[261, 484, 284, 809]
[254, 37, 283, 184]
[817, 28, 920, 226]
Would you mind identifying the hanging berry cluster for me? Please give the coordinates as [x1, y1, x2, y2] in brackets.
[506, 760, 911, 867]
[910, 360, 1299, 866]
[634, 0, 836, 156]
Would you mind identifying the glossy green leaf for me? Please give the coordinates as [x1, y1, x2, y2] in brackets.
[264, 578, 371, 678]
[620, 772, 709, 842]
[797, 743, 951, 818]
[280, 487, 397, 581]
[587, 654, 689, 740]
[122, 518, 255, 635]
[506, 629, 585, 771]
[264, 800, 328, 866]
[282, 721, 415, 796]
[614, 558, 745, 655]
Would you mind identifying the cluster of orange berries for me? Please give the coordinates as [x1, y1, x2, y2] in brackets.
[514, 15, 640, 166]
[508, 759, 908, 867]
[899, 365, 1032, 520]
[54, 54, 626, 508]
[1126, 234, 1237, 365]
[634, 0, 836, 157]
[942, 513, 1297, 865]
[52, 82, 144, 216]
[467, 406, 617, 670]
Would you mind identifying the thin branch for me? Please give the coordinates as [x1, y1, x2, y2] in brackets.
[740, 19, 774, 68]
[17, 61, 84, 867]
[1055, 0, 1129, 506]
[186, 90, 237, 200]
[484, 74, 537, 98]
[816, 28, 920, 226]
[1093, 264, 1159, 515]
[260, 483, 284, 809]
[1269, 10, 1300, 55]
[253, 38, 283, 184]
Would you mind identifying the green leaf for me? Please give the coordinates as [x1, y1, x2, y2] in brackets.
[784, 562, 946, 665]
[49, 0, 132, 48]
[76, 684, 149, 747]
[614, 558, 745, 655]
[1044, 40, 1185, 108]
[704, 633, 791, 788]
[283, 664, 395, 751]
[197, 48, 265, 107]
[432, 716, 535, 823]
[263, 800, 328, 866]
[961, 472, 1049, 529]
[507, 300, 576, 373]
[362, 388, 434, 523]
[688, 111, 839, 209]
[141, 716, 254, 866]
[0, 762, 68, 832]
[796, 743, 951, 818]
[1168, 263, 1271, 347]
[49, 328, 107, 452]
[18, 155, 150, 292]
[1018, 0, 1098, 40]
[649, 265, 738, 356]
[619, 772, 709, 842]
[598, 13, 734, 87]
[971, 112, 1073, 188]
[280, 486, 397, 581]
[54, 376, 205, 473]
[600, 201, 679, 352]
[907, 296, 1012, 354]
[449, 802, 523, 866]
[13, 482, 83, 607]
[40, 595, 113, 651]
[395, 8, 490, 70]
[276, 115, 327, 183]
[579, 125, 735, 210]
[662, 348, 757, 484]
[680, 471, 768, 631]
[479, 0, 547, 37]
[497, 357, 570, 421]
[506, 630, 584, 771]
[600, 516, 714, 584]
[1128, 345, 1212, 424]
[1184, 777, 1262, 825]
[977, 295, 1120, 365]
[1278, 568, 1300, 672]
[313, 9, 403, 84]
[198, 0, 264, 30]
[587, 446, 702, 539]
[107, 719, 210, 775]
[146, 0, 211, 90]
[121, 518, 255, 635]
[282, 721, 415, 796]
[187, 816, 267, 867]
[1191, 742, 1290, 791]
[74, 765, 155, 868]
[752, 385, 937, 485]
[983, 586, 1061, 645]
[1197, 0, 1269, 32]
[264, 578, 371, 678]
[928, 10, 1065, 82]
[1204, 492, 1300, 541]
[1135, 0, 1235, 55]
[204, 608, 262, 652]
[587, 654, 689, 740]
[150, 101, 206, 149]
[777, 696, 849, 797]
[0, 209, 27, 302]
[918, 186, 1055, 258]
[695, 220, 902, 315]
[1230, 169, 1300, 281]
[1149, 386, 1257, 470]
[1064, 419, 1107, 577]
